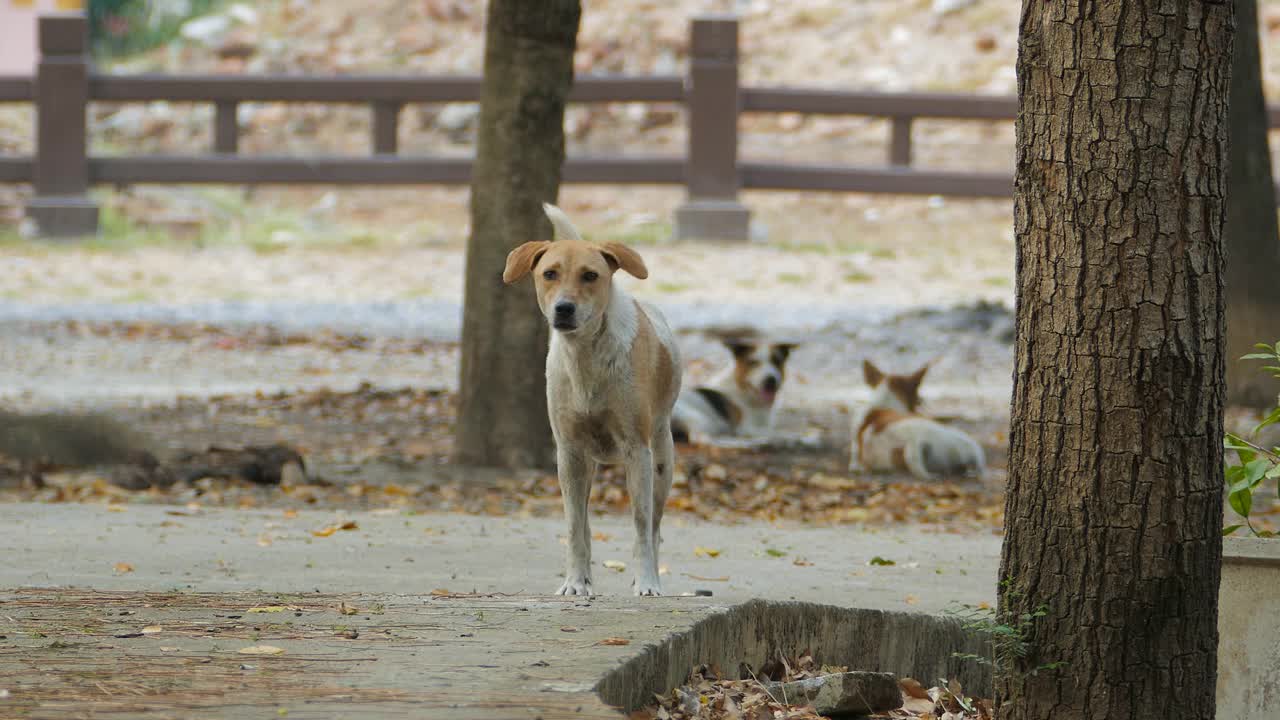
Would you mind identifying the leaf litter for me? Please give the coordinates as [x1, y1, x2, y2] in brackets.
[636, 651, 996, 720]
[0, 330, 1011, 534]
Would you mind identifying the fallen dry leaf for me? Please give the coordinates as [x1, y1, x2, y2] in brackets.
[429, 588, 452, 596]
[106, 504, 127, 513]
[905, 594, 920, 605]
[603, 560, 627, 572]
[560, 626, 579, 633]
[598, 637, 630, 646]
[792, 557, 814, 567]
[247, 605, 299, 614]
[592, 531, 613, 542]
[312, 520, 359, 537]
[339, 602, 359, 615]
[238, 645, 285, 656]
[141, 625, 163, 634]
[682, 573, 730, 582]
[160, 646, 179, 652]
[693, 546, 721, 558]
[901, 677, 930, 699]
[282, 509, 298, 519]
[114, 562, 134, 573]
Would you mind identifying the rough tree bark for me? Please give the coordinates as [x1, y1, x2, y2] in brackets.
[1002, 2, 1231, 719]
[1225, 0, 1280, 408]
[455, 0, 582, 469]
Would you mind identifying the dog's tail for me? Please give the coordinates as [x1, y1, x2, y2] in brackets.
[542, 203, 583, 242]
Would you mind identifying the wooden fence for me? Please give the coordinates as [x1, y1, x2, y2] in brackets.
[1, 13, 1277, 238]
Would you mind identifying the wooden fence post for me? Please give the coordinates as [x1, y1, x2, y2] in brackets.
[673, 15, 750, 242]
[26, 13, 98, 238]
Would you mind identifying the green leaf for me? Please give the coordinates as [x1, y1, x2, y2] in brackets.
[1261, 366, 1280, 375]
[765, 548, 786, 558]
[1229, 476, 1255, 495]
[1254, 407, 1280, 436]
[868, 556, 895, 566]
[1266, 464, 1280, 480]
[1229, 487, 1253, 518]
[1244, 458, 1271, 487]
[1225, 433, 1257, 464]
[1260, 531, 1277, 539]
[1240, 353, 1276, 361]
[1254, 343, 1274, 351]
[1225, 464, 1246, 488]
[1223, 524, 1245, 536]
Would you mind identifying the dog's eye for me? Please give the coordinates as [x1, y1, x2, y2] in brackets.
[582, 270, 599, 283]
[542, 269, 557, 280]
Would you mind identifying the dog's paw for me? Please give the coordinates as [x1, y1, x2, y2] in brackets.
[556, 576, 594, 596]
[633, 577, 662, 597]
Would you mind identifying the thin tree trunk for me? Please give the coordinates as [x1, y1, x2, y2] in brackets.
[455, 0, 581, 469]
[1002, 2, 1231, 719]
[1225, 0, 1280, 408]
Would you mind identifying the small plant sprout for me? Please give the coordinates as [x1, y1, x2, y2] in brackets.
[1224, 341, 1280, 537]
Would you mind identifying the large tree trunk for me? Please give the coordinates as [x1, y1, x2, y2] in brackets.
[1002, 2, 1231, 719]
[1225, 0, 1280, 408]
[455, 0, 581, 469]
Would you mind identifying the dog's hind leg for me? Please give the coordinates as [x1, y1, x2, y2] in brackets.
[903, 442, 937, 482]
[556, 448, 596, 596]
[651, 424, 676, 551]
[624, 445, 662, 596]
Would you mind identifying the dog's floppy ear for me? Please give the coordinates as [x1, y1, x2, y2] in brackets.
[503, 241, 551, 284]
[598, 242, 648, 279]
[862, 359, 885, 387]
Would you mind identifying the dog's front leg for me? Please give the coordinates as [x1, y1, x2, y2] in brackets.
[624, 445, 661, 596]
[556, 447, 596, 596]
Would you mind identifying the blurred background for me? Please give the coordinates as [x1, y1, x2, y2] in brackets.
[0, 0, 1277, 530]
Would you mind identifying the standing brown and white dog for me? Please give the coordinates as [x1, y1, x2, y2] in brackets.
[670, 334, 797, 443]
[503, 203, 682, 596]
[851, 359, 985, 481]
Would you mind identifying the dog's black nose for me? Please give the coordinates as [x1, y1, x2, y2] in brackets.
[554, 302, 575, 318]
[762, 376, 779, 393]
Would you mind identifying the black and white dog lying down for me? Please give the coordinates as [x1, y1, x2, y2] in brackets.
[670, 331, 799, 446]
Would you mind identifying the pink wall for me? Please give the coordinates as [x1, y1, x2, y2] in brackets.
[0, 1, 85, 74]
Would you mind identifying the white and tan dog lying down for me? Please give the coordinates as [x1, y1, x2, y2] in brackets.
[851, 360, 985, 481]
[670, 331, 798, 444]
[503, 203, 681, 597]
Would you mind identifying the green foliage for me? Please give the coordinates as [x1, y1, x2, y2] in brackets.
[947, 583, 1066, 709]
[88, 0, 222, 59]
[1224, 341, 1280, 538]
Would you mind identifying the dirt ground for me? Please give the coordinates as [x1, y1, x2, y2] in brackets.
[0, 306, 1014, 531]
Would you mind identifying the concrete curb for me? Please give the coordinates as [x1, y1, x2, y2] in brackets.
[595, 599, 991, 713]
[1219, 536, 1280, 720]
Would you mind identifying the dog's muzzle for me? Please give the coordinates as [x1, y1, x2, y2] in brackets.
[553, 301, 577, 331]
[761, 373, 779, 402]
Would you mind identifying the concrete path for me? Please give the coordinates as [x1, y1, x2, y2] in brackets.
[0, 502, 1000, 718]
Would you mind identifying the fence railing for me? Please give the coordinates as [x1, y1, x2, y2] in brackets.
[2, 13, 1278, 238]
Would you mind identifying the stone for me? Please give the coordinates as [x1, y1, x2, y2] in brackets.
[179, 15, 233, 46]
[931, 0, 978, 14]
[765, 671, 902, 716]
